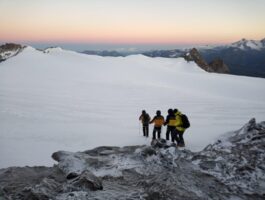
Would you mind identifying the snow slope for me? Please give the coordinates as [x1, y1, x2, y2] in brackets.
[0, 47, 265, 168]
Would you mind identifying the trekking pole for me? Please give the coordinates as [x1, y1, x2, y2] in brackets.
[139, 121, 141, 136]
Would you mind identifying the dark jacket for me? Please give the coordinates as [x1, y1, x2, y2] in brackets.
[164, 113, 177, 127]
[139, 113, 151, 126]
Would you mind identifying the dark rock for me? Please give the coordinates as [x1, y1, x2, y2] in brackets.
[66, 172, 79, 179]
[69, 170, 103, 191]
[21, 178, 62, 200]
[0, 166, 65, 200]
[184, 48, 230, 74]
[0, 43, 23, 51]
[141, 146, 157, 156]
[184, 48, 209, 70]
[0, 43, 24, 62]
[151, 138, 169, 148]
[208, 58, 230, 73]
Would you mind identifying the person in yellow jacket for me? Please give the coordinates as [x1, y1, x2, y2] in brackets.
[163, 109, 176, 142]
[173, 109, 186, 147]
[150, 110, 165, 140]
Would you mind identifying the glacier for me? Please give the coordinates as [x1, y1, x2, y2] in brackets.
[0, 47, 265, 168]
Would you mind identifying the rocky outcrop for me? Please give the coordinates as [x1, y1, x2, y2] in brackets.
[0, 119, 264, 199]
[184, 48, 230, 74]
[191, 118, 265, 196]
[0, 43, 24, 62]
[184, 48, 209, 69]
[208, 58, 230, 73]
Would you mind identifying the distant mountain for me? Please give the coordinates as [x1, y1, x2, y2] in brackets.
[2, 39, 265, 78]
[143, 49, 185, 58]
[200, 38, 265, 78]
[82, 50, 125, 57]
[141, 38, 265, 78]
[229, 38, 264, 50]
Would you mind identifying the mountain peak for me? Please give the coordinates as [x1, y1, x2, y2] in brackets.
[230, 38, 264, 50]
[231, 38, 248, 45]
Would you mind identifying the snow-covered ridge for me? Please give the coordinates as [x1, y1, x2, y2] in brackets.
[229, 38, 265, 50]
[0, 44, 83, 61]
[195, 38, 265, 51]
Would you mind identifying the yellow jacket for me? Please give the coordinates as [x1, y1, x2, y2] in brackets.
[174, 111, 186, 132]
[150, 116, 165, 127]
[167, 114, 177, 126]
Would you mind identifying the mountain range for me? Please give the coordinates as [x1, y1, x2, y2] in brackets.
[200, 39, 265, 78]
[142, 38, 265, 78]
[81, 38, 265, 78]
[1, 38, 265, 78]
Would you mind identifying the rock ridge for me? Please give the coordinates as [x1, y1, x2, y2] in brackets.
[0, 119, 264, 199]
[184, 48, 230, 74]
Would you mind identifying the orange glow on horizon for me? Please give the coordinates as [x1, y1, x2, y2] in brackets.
[1, 0, 265, 46]
[1, 29, 261, 46]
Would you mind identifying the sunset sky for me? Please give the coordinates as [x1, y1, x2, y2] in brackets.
[1, 0, 265, 50]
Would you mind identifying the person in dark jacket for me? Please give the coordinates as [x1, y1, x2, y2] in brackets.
[150, 110, 165, 140]
[164, 109, 176, 142]
[139, 110, 151, 137]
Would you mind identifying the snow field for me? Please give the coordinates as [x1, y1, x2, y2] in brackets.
[0, 47, 265, 168]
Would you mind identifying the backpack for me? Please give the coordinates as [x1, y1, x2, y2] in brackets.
[181, 114, 190, 129]
[142, 114, 150, 124]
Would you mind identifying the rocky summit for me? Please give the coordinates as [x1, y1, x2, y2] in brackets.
[0, 119, 264, 200]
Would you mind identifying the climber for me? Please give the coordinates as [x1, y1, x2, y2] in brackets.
[150, 110, 165, 140]
[139, 110, 151, 137]
[164, 108, 176, 142]
[172, 108, 190, 147]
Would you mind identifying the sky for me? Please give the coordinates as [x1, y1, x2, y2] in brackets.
[1, 0, 265, 51]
